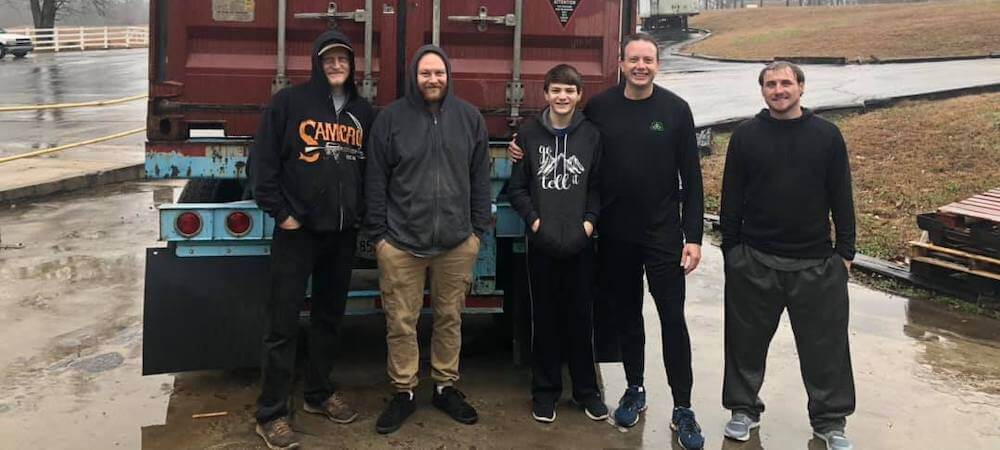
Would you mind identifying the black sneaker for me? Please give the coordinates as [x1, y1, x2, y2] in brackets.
[577, 397, 609, 421]
[531, 401, 556, 423]
[375, 392, 415, 435]
[432, 386, 478, 424]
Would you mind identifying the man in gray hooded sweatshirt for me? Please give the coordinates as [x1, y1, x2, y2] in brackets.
[364, 45, 491, 434]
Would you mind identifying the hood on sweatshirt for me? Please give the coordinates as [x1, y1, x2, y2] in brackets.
[405, 45, 454, 109]
[538, 107, 587, 136]
[308, 29, 359, 99]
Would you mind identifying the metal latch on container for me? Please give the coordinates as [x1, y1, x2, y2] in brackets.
[448, 6, 516, 32]
[361, 78, 377, 103]
[506, 81, 524, 107]
[295, 2, 368, 24]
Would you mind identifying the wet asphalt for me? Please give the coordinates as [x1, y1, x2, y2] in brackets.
[0, 49, 146, 158]
[1, 181, 998, 449]
[1, 46, 999, 449]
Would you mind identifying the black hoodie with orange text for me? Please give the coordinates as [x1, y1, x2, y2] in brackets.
[251, 30, 377, 233]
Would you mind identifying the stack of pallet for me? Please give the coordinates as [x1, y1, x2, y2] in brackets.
[911, 188, 1000, 300]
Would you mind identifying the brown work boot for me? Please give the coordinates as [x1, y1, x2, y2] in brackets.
[303, 392, 358, 424]
[255, 416, 300, 450]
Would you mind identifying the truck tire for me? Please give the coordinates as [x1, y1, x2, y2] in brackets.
[13, 51, 27, 58]
[177, 179, 246, 203]
[0, 46, 7, 59]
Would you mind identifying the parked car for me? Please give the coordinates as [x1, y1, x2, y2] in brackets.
[0, 28, 34, 58]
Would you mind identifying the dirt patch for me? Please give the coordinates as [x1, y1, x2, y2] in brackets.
[702, 92, 1000, 262]
[686, 0, 1000, 60]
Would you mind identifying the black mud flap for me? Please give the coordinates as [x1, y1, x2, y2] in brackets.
[142, 246, 271, 375]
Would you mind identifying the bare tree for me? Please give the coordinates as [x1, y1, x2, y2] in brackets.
[26, 0, 111, 29]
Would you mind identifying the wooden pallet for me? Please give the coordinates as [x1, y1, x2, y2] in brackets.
[909, 240, 1000, 282]
[914, 188, 1000, 260]
[937, 188, 1000, 226]
[917, 213, 1000, 259]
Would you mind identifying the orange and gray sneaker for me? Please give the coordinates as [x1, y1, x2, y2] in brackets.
[303, 392, 358, 424]
[255, 416, 300, 450]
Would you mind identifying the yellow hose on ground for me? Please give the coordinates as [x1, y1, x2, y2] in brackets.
[0, 127, 146, 165]
[0, 94, 147, 112]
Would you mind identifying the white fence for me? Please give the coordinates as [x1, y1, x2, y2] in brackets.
[4, 26, 148, 52]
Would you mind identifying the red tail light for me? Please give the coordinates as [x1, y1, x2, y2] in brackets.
[175, 212, 202, 237]
[226, 211, 252, 236]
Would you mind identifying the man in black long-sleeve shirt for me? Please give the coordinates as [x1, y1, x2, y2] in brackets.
[719, 61, 856, 450]
[510, 33, 706, 450]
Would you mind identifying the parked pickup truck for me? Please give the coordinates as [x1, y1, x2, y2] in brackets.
[0, 28, 34, 59]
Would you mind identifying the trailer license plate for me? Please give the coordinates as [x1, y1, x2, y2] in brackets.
[356, 236, 375, 260]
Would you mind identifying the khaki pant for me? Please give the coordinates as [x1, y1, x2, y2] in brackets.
[376, 235, 480, 392]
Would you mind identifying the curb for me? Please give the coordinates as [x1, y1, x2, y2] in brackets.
[870, 53, 998, 64]
[677, 52, 997, 66]
[673, 29, 996, 65]
[673, 51, 770, 64]
[695, 82, 1000, 133]
[0, 163, 144, 205]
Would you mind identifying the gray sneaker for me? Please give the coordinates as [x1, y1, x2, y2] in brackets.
[303, 392, 358, 424]
[255, 417, 301, 450]
[723, 412, 760, 442]
[814, 430, 853, 450]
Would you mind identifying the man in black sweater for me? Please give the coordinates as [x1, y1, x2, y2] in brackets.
[250, 30, 377, 449]
[509, 34, 706, 450]
[719, 61, 856, 450]
[507, 64, 607, 424]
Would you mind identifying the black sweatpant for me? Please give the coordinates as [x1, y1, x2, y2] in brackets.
[256, 227, 356, 424]
[599, 239, 693, 408]
[527, 241, 600, 405]
[722, 244, 855, 433]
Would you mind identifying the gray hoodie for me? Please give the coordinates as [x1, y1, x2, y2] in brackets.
[364, 45, 491, 256]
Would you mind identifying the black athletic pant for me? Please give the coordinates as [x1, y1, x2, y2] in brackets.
[256, 227, 356, 424]
[599, 239, 693, 408]
[722, 244, 855, 433]
[527, 241, 600, 405]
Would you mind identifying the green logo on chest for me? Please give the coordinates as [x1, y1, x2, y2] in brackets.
[650, 121, 665, 132]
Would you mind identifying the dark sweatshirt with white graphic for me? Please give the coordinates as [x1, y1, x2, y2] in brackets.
[508, 109, 602, 259]
[250, 30, 377, 233]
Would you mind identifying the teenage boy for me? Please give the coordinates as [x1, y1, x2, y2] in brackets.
[507, 64, 606, 424]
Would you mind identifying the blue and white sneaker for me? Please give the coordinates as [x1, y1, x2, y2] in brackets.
[670, 407, 705, 449]
[612, 386, 647, 427]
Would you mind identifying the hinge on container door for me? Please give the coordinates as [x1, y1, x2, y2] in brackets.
[506, 81, 524, 112]
[294, 2, 368, 27]
[361, 78, 377, 103]
[447, 6, 516, 32]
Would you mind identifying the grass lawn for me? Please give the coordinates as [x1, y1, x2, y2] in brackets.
[701, 92, 1000, 262]
[686, 0, 1000, 60]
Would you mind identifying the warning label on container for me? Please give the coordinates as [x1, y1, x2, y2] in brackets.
[213, 0, 255, 22]
[549, 0, 580, 27]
